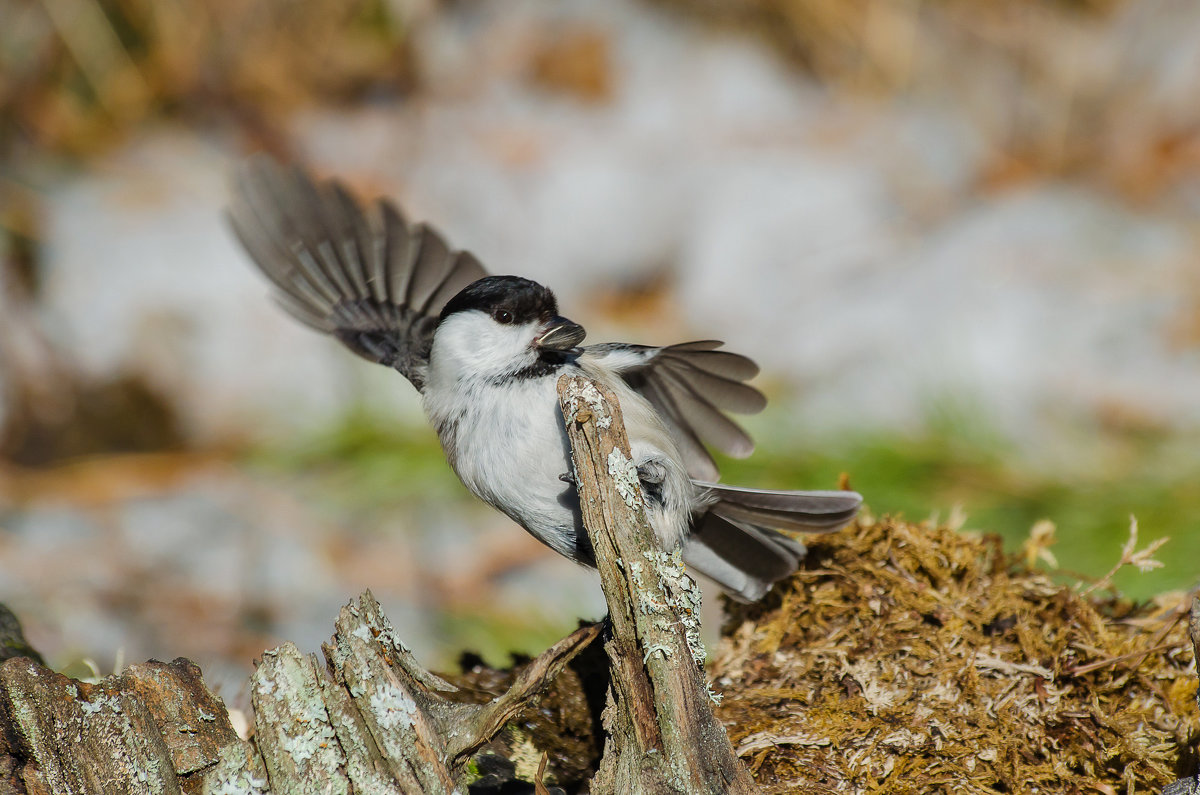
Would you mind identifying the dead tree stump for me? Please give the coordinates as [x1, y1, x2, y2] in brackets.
[0, 594, 601, 794]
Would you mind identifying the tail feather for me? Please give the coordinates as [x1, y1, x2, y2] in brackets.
[703, 483, 862, 532]
[683, 513, 806, 602]
[684, 484, 861, 601]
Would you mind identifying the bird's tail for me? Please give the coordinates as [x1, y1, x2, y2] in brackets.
[682, 484, 862, 602]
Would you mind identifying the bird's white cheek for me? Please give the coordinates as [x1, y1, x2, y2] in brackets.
[429, 314, 537, 382]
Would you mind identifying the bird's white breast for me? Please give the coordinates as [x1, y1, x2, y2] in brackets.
[423, 365, 584, 557]
[423, 345, 696, 559]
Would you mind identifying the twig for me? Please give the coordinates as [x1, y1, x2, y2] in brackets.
[445, 621, 602, 762]
[1079, 516, 1168, 598]
[1064, 594, 1193, 677]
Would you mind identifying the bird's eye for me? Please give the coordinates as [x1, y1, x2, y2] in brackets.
[493, 310, 514, 324]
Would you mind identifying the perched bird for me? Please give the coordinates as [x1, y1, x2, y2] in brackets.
[229, 157, 861, 602]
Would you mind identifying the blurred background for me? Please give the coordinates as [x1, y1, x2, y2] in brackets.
[2, 0, 1199, 701]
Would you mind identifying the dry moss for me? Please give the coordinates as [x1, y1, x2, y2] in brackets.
[714, 517, 1198, 793]
[440, 516, 1198, 792]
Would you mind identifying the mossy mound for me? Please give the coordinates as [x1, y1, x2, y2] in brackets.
[715, 517, 1198, 793]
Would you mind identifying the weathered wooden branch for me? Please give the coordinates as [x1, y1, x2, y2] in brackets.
[0, 656, 244, 795]
[557, 374, 758, 795]
[1, 593, 602, 794]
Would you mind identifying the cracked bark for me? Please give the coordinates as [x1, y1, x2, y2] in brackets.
[557, 374, 757, 795]
[0, 598, 601, 794]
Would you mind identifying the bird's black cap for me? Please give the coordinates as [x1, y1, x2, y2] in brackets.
[439, 275, 559, 325]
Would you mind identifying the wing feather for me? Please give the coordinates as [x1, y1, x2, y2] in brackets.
[639, 377, 721, 482]
[271, 165, 350, 303]
[229, 155, 487, 390]
[407, 225, 453, 311]
[653, 366, 755, 458]
[666, 348, 760, 381]
[667, 361, 767, 414]
[424, 250, 488, 314]
[231, 167, 340, 310]
[330, 183, 373, 298]
[585, 340, 767, 479]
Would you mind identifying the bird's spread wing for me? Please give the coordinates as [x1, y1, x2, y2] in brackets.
[228, 156, 488, 391]
[583, 341, 767, 481]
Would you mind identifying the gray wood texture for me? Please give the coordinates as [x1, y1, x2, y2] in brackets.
[557, 374, 757, 795]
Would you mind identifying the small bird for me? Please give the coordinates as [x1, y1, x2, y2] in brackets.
[229, 157, 861, 602]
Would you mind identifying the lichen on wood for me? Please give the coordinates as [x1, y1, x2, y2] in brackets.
[249, 642, 350, 794]
[0, 656, 241, 794]
[0, 592, 603, 794]
[556, 374, 758, 795]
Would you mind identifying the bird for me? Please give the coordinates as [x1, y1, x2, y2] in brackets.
[228, 156, 862, 602]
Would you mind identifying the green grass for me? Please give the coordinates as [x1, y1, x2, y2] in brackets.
[248, 407, 470, 511]
[714, 413, 1200, 601]
[432, 610, 589, 670]
[253, 404, 1200, 603]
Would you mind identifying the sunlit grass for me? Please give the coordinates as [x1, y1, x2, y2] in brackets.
[248, 407, 466, 511]
[716, 413, 1200, 601]
[253, 404, 1200, 604]
[432, 610, 590, 671]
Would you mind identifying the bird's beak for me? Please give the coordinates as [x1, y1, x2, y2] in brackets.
[535, 315, 586, 352]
